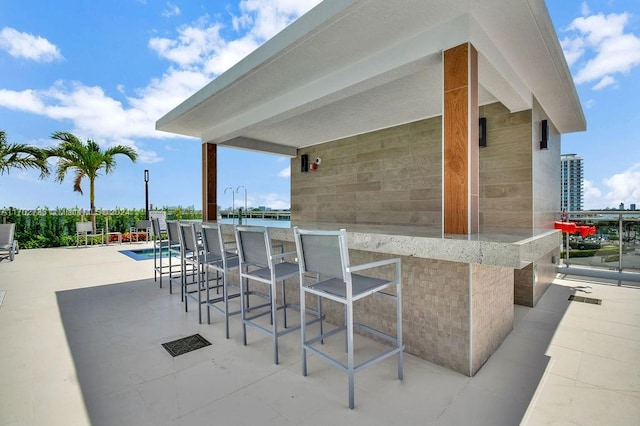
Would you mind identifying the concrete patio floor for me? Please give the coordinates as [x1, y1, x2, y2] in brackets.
[1, 243, 638, 425]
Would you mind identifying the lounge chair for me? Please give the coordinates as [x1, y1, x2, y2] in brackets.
[0, 223, 19, 261]
[76, 221, 104, 247]
[130, 220, 151, 243]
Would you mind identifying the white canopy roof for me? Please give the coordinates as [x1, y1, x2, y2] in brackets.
[156, 0, 585, 156]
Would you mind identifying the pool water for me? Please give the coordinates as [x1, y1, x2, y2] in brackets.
[119, 247, 178, 261]
[220, 218, 291, 228]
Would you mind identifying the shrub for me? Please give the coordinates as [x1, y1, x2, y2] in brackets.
[560, 247, 620, 258]
[1, 206, 200, 248]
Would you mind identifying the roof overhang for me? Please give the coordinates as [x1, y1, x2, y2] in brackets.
[156, 0, 586, 156]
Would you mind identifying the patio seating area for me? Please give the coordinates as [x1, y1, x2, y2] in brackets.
[0, 243, 638, 425]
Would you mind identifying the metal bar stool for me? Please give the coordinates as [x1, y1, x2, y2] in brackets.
[235, 225, 322, 365]
[293, 227, 404, 409]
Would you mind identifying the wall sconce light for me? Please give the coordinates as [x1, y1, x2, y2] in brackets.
[301, 154, 309, 172]
[479, 117, 487, 148]
[540, 119, 549, 150]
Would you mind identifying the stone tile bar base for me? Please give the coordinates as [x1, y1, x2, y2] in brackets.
[219, 224, 555, 376]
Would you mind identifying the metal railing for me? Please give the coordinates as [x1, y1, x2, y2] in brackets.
[559, 210, 640, 284]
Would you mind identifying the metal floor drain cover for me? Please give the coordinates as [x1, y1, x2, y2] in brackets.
[162, 334, 211, 357]
[568, 295, 602, 305]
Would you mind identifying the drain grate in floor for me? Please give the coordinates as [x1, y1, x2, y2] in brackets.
[568, 295, 602, 305]
[162, 334, 211, 357]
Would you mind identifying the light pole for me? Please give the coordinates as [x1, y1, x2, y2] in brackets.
[224, 187, 235, 224]
[144, 169, 149, 220]
[236, 185, 247, 225]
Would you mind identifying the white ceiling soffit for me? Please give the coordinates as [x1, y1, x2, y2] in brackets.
[156, 0, 586, 155]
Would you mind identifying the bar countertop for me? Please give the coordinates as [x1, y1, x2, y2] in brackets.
[221, 222, 561, 269]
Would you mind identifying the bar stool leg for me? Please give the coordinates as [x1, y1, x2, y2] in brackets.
[347, 302, 355, 409]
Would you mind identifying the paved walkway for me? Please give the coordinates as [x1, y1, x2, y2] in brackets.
[0, 244, 638, 425]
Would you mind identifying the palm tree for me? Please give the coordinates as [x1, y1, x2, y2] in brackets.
[0, 130, 50, 178]
[46, 131, 138, 228]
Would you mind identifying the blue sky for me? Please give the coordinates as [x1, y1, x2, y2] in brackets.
[0, 0, 639, 211]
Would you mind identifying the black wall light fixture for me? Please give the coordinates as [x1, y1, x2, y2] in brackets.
[479, 117, 487, 147]
[540, 119, 549, 150]
[301, 154, 309, 172]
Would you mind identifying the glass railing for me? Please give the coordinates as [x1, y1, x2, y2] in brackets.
[559, 210, 640, 283]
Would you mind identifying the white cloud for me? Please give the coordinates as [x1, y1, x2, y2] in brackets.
[0, 1, 322, 165]
[591, 75, 615, 90]
[0, 88, 46, 112]
[236, 0, 321, 41]
[561, 11, 640, 88]
[0, 69, 204, 160]
[603, 163, 640, 206]
[278, 166, 290, 178]
[560, 36, 585, 67]
[149, 20, 225, 68]
[582, 179, 603, 209]
[150, 0, 322, 76]
[257, 192, 290, 210]
[0, 27, 63, 62]
[162, 2, 181, 18]
[136, 147, 164, 163]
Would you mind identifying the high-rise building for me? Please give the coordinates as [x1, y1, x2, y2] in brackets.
[561, 154, 583, 212]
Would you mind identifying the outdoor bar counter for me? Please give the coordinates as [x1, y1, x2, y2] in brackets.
[155, 0, 585, 378]
[220, 222, 561, 376]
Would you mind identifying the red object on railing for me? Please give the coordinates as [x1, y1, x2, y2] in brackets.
[578, 225, 596, 238]
[554, 221, 596, 237]
[554, 221, 576, 233]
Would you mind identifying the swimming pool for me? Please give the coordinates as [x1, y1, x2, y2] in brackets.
[119, 247, 179, 261]
[220, 218, 291, 228]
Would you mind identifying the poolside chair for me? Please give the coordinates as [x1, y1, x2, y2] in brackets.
[200, 223, 242, 338]
[75, 221, 104, 247]
[293, 227, 404, 409]
[235, 225, 322, 365]
[130, 220, 151, 243]
[0, 223, 19, 261]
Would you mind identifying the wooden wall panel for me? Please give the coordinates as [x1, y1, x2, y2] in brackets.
[444, 87, 468, 233]
[469, 45, 479, 234]
[202, 143, 217, 221]
[443, 43, 479, 234]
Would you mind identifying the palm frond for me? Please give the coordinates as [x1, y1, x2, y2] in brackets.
[0, 131, 50, 178]
[46, 132, 137, 207]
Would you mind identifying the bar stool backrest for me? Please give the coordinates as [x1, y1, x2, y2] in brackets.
[235, 226, 270, 268]
[179, 222, 199, 254]
[201, 223, 224, 260]
[150, 211, 167, 231]
[166, 220, 181, 246]
[151, 218, 161, 239]
[296, 230, 346, 280]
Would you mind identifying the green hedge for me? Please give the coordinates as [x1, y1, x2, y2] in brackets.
[560, 247, 620, 258]
[1, 206, 201, 249]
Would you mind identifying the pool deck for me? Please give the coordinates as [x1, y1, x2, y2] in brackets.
[0, 243, 638, 425]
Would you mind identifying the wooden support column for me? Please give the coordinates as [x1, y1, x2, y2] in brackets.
[202, 142, 217, 222]
[443, 43, 479, 234]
